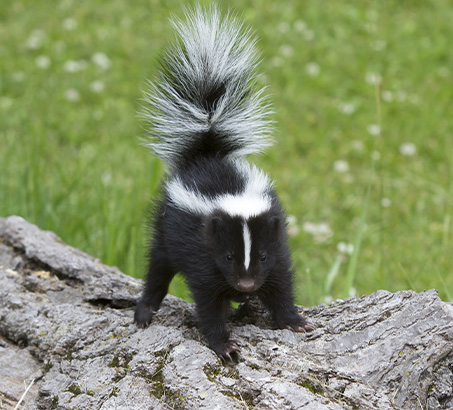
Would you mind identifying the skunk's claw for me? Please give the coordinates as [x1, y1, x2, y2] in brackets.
[215, 339, 241, 362]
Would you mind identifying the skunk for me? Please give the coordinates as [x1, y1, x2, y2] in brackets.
[134, 6, 314, 361]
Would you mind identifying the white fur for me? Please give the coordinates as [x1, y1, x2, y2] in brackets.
[141, 6, 273, 170]
[242, 222, 252, 270]
[165, 160, 273, 219]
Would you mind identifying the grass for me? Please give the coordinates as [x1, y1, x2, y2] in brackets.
[1, 0, 452, 305]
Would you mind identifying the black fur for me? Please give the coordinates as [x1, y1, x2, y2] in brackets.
[134, 7, 313, 361]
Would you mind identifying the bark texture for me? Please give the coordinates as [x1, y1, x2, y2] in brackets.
[0, 215, 452, 410]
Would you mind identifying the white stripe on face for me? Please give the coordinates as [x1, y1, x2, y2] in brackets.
[243, 221, 252, 270]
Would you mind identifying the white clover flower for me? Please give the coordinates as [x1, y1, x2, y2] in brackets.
[62, 17, 77, 30]
[286, 215, 300, 237]
[365, 72, 382, 85]
[303, 221, 333, 243]
[351, 140, 364, 151]
[381, 198, 392, 208]
[322, 295, 333, 305]
[367, 124, 381, 136]
[12, 71, 25, 82]
[271, 56, 283, 67]
[101, 171, 112, 185]
[26, 29, 45, 50]
[338, 102, 356, 115]
[399, 142, 417, 156]
[90, 80, 105, 93]
[333, 160, 349, 173]
[92, 52, 111, 70]
[337, 242, 354, 255]
[294, 20, 307, 32]
[279, 44, 294, 57]
[303, 29, 315, 41]
[35, 55, 51, 69]
[381, 90, 393, 102]
[278, 21, 290, 33]
[64, 88, 80, 102]
[348, 287, 357, 298]
[64, 60, 88, 72]
[305, 62, 320, 77]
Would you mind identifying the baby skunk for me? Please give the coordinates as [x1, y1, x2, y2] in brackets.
[134, 6, 314, 361]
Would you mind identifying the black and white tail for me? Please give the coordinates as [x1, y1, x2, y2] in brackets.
[141, 6, 273, 171]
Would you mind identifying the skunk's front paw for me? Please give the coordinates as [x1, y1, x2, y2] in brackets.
[277, 315, 315, 333]
[212, 339, 241, 362]
[134, 301, 156, 329]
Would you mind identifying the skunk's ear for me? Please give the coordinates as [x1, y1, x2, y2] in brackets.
[269, 215, 284, 240]
[206, 215, 222, 236]
[204, 213, 226, 239]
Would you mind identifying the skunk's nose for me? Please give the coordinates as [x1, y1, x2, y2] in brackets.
[236, 278, 256, 292]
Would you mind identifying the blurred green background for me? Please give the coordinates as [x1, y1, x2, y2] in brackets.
[1, 0, 452, 305]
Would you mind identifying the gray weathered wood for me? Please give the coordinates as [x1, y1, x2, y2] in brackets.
[1, 216, 452, 409]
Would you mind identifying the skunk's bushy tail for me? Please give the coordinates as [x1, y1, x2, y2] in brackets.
[141, 6, 273, 171]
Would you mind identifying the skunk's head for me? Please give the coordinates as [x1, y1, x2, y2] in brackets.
[205, 210, 286, 293]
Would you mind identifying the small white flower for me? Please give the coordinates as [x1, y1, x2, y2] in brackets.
[333, 160, 349, 173]
[101, 171, 112, 185]
[365, 72, 382, 85]
[90, 80, 105, 93]
[305, 62, 320, 77]
[367, 124, 381, 136]
[35, 55, 51, 69]
[64, 60, 87, 72]
[381, 90, 393, 102]
[26, 29, 45, 50]
[351, 140, 364, 151]
[323, 295, 333, 305]
[399, 142, 417, 156]
[381, 198, 392, 208]
[286, 215, 299, 237]
[303, 29, 315, 41]
[278, 21, 290, 33]
[338, 102, 356, 115]
[92, 52, 111, 70]
[294, 20, 307, 32]
[348, 287, 357, 298]
[62, 17, 77, 30]
[372, 150, 381, 161]
[279, 44, 294, 57]
[303, 221, 333, 243]
[12, 71, 25, 82]
[271, 56, 283, 67]
[337, 242, 354, 255]
[64, 88, 80, 102]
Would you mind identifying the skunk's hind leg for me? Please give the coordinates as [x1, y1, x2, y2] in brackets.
[134, 238, 175, 328]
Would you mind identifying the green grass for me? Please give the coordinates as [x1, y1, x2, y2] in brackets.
[1, 0, 452, 305]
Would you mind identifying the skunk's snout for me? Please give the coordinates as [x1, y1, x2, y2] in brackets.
[236, 278, 257, 293]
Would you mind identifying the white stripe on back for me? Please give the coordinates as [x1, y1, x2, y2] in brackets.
[165, 160, 273, 219]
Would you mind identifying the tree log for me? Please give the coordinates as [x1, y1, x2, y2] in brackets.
[0, 216, 452, 409]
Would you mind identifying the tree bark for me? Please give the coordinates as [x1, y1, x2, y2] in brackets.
[0, 216, 452, 410]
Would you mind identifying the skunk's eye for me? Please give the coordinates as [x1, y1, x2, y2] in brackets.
[260, 252, 267, 262]
[225, 253, 234, 263]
